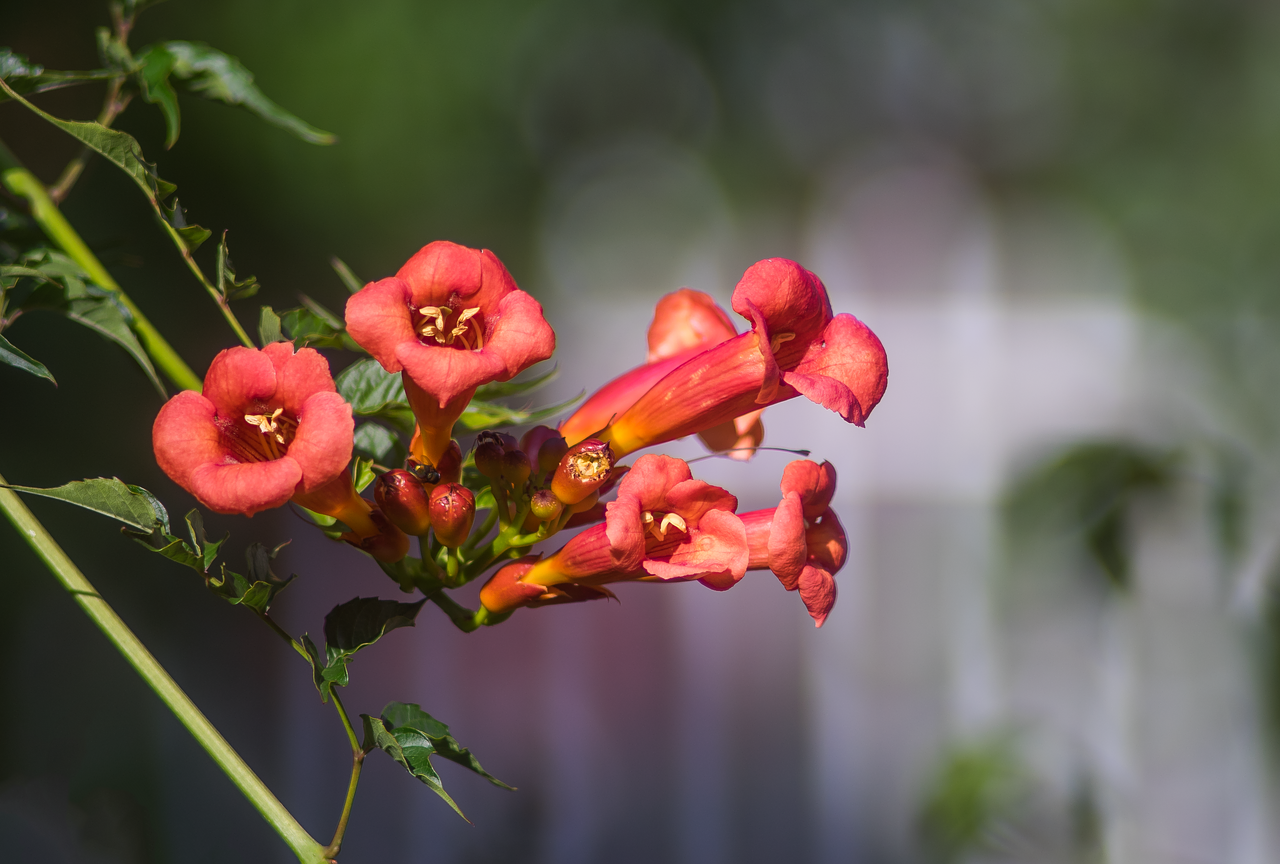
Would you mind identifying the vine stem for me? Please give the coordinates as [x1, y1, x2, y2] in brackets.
[0, 139, 203, 392]
[0, 474, 328, 864]
[324, 691, 364, 859]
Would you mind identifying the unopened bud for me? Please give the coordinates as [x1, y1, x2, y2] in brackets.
[435, 439, 463, 484]
[551, 439, 615, 505]
[344, 508, 410, 563]
[474, 441, 504, 478]
[536, 436, 569, 477]
[374, 470, 432, 535]
[478, 556, 542, 614]
[530, 488, 564, 522]
[429, 483, 476, 547]
[520, 425, 559, 467]
[568, 489, 599, 514]
[500, 449, 532, 488]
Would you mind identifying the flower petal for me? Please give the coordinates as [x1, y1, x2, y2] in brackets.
[643, 508, 748, 589]
[665, 478, 737, 526]
[483, 289, 556, 380]
[189, 457, 302, 516]
[396, 339, 508, 409]
[396, 240, 490, 308]
[767, 492, 806, 590]
[731, 258, 831, 361]
[267, 344, 338, 414]
[561, 347, 705, 445]
[288, 391, 354, 493]
[153, 390, 223, 491]
[344, 276, 415, 373]
[797, 564, 837, 627]
[203, 346, 278, 417]
[647, 288, 737, 362]
[780, 459, 837, 520]
[806, 510, 848, 574]
[781, 313, 888, 426]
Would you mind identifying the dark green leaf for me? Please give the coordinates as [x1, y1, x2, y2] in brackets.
[63, 295, 166, 396]
[360, 714, 466, 819]
[298, 294, 343, 331]
[134, 41, 336, 146]
[127, 509, 225, 573]
[215, 232, 260, 301]
[258, 306, 282, 346]
[473, 365, 559, 400]
[0, 332, 55, 384]
[323, 596, 426, 655]
[353, 422, 406, 466]
[0, 48, 112, 101]
[279, 306, 361, 352]
[352, 456, 376, 495]
[5, 477, 167, 532]
[456, 391, 585, 431]
[160, 196, 210, 252]
[382, 701, 513, 789]
[135, 44, 181, 148]
[336, 358, 407, 416]
[301, 634, 349, 702]
[331, 257, 365, 294]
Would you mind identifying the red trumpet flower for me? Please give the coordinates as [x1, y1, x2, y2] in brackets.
[152, 343, 378, 537]
[344, 240, 555, 463]
[568, 258, 887, 458]
[740, 459, 846, 627]
[521, 454, 748, 591]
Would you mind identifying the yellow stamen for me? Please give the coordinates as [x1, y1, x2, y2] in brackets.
[642, 510, 688, 541]
[770, 331, 797, 353]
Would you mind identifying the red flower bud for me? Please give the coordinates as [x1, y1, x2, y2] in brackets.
[429, 483, 476, 547]
[374, 470, 432, 535]
[551, 439, 615, 505]
[500, 449, 532, 488]
[520, 425, 558, 465]
[530, 488, 564, 522]
[343, 507, 410, 563]
[536, 435, 569, 478]
[435, 439, 463, 484]
[473, 441, 504, 478]
[478, 557, 544, 614]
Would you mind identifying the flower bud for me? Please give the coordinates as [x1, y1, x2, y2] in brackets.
[374, 470, 432, 535]
[478, 557, 543, 614]
[520, 425, 559, 467]
[568, 489, 599, 514]
[473, 441, 504, 478]
[530, 488, 564, 522]
[500, 449, 532, 488]
[344, 507, 410, 563]
[429, 483, 476, 547]
[536, 435, 569, 478]
[551, 439, 615, 505]
[435, 439, 463, 484]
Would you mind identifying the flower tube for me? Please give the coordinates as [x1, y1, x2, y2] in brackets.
[586, 259, 888, 458]
[152, 343, 378, 538]
[345, 240, 555, 464]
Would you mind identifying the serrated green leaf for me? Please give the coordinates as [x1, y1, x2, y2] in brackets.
[331, 257, 365, 294]
[134, 41, 335, 146]
[0, 332, 55, 384]
[0, 48, 112, 101]
[258, 305, 282, 346]
[352, 456, 376, 494]
[354, 422, 406, 467]
[215, 232, 260, 301]
[63, 295, 166, 396]
[382, 702, 513, 789]
[456, 391, 585, 431]
[5, 477, 166, 532]
[360, 714, 467, 820]
[473, 365, 559, 400]
[127, 508, 225, 573]
[336, 358, 408, 415]
[323, 596, 426, 655]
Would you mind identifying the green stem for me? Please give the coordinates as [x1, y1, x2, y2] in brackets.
[323, 692, 363, 858]
[461, 506, 499, 553]
[0, 141, 203, 392]
[0, 475, 326, 864]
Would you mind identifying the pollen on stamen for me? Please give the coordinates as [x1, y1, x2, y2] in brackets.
[770, 331, 797, 353]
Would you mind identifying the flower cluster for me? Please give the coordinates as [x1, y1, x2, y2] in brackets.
[152, 241, 886, 628]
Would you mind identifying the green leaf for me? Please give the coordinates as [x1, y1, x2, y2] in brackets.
[352, 456, 376, 495]
[0, 332, 55, 384]
[323, 596, 426, 655]
[279, 306, 361, 352]
[127, 509, 226, 573]
[63, 295, 166, 396]
[209, 542, 295, 613]
[0, 48, 112, 101]
[160, 196, 211, 252]
[258, 305, 282, 346]
[456, 391, 585, 431]
[354, 422, 406, 467]
[133, 41, 336, 146]
[215, 232, 260, 301]
[301, 633, 349, 702]
[360, 714, 466, 819]
[336, 358, 408, 416]
[330, 257, 365, 294]
[473, 364, 559, 400]
[382, 702, 513, 790]
[298, 294, 344, 331]
[918, 738, 1022, 863]
[5, 477, 167, 532]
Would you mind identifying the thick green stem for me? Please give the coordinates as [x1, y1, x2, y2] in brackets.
[0, 475, 326, 864]
[0, 141, 202, 392]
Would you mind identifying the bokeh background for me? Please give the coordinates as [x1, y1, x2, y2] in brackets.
[5, 1, 1280, 862]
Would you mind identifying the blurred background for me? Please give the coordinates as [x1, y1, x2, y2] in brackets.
[4, 0, 1280, 861]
